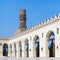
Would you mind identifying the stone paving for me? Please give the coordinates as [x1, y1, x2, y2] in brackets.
[0, 57, 59, 60]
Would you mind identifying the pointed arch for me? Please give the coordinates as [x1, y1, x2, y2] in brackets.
[33, 35, 40, 57]
[46, 30, 55, 57]
[3, 43, 8, 56]
[24, 38, 29, 57]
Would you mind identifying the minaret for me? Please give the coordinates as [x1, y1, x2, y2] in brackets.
[19, 9, 27, 32]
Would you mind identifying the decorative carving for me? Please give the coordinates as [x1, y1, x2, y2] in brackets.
[29, 49, 31, 51]
[41, 47, 43, 51]
[57, 46, 58, 49]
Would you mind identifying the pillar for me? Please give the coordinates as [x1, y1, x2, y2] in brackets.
[29, 37, 34, 57]
[22, 40, 25, 57]
[8, 43, 10, 57]
[16, 42, 19, 57]
[12, 44, 15, 57]
[0, 43, 2, 56]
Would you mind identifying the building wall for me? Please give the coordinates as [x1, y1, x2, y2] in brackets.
[0, 16, 60, 57]
[9, 17, 60, 57]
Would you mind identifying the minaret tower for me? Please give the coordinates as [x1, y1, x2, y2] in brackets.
[19, 9, 27, 32]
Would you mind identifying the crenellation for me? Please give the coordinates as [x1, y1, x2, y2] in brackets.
[25, 14, 60, 31]
[53, 15, 57, 20]
[58, 13, 60, 16]
[57, 13, 60, 19]
[47, 18, 50, 22]
[35, 24, 38, 27]
[31, 26, 34, 29]
[50, 17, 53, 21]
[29, 27, 32, 30]
[38, 23, 41, 26]
[28, 27, 30, 30]
[40, 21, 43, 25]
[33, 24, 36, 28]
[43, 20, 46, 23]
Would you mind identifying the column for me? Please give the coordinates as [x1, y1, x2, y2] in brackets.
[12, 43, 15, 57]
[29, 37, 34, 57]
[55, 34, 60, 57]
[0, 43, 2, 56]
[22, 40, 25, 57]
[18, 42, 20, 57]
[8, 43, 10, 57]
[16, 42, 19, 57]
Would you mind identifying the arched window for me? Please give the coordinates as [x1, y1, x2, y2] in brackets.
[33, 36, 40, 57]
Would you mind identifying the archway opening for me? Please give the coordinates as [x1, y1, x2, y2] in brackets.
[35, 36, 39, 57]
[34, 36, 39, 57]
[25, 40, 29, 57]
[3, 43, 8, 56]
[48, 32, 55, 57]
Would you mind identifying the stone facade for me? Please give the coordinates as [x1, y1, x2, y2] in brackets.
[0, 9, 60, 57]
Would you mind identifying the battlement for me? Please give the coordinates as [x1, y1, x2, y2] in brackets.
[27, 13, 60, 31]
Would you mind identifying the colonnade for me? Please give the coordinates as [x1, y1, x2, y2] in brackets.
[2, 31, 56, 57]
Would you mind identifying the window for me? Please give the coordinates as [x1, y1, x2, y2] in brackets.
[42, 33, 43, 38]
[57, 28, 59, 34]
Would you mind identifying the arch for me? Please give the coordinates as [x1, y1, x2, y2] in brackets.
[19, 41, 22, 57]
[46, 30, 55, 40]
[33, 35, 40, 57]
[3, 43, 8, 56]
[46, 30, 55, 57]
[24, 38, 29, 57]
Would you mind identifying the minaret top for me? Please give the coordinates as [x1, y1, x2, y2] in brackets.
[14, 9, 27, 35]
[19, 9, 27, 32]
[20, 9, 26, 15]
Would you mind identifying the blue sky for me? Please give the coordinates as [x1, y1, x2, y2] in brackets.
[0, 0, 60, 38]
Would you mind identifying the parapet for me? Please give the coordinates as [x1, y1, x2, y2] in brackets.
[27, 13, 60, 31]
